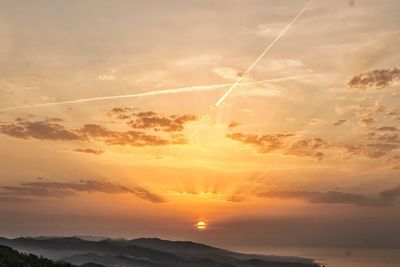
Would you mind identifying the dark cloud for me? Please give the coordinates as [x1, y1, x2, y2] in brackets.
[258, 186, 400, 207]
[227, 132, 294, 153]
[0, 109, 198, 147]
[227, 133, 328, 160]
[228, 121, 239, 128]
[226, 194, 246, 203]
[1, 180, 166, 203]
[380, 186, 400, 199]
[286, 138, 329, 161]
[376, 126, 398, 132]
[128, 113, 198, 132]
[359, 117, 375, 127]
[333, 119, 349, 126]
[73, 148, 104, 155]
[348, 68, 400, 89]
[2, 184, 75, 198]
[78, 124, 171, 147]
[108, 107, 199, 132]
[108, 107, 136, 120]
[343, 142, 398, 159]
[78, 124, 115, 138]
[0, 118, 80, 141]
[107, 131, 170, 147]
[366, 131, 399, 143]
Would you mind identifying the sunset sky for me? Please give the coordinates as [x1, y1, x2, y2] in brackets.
[0, 0, 400, 249]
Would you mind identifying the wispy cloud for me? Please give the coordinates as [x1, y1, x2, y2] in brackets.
[0, 78, 306, 112]
[259, 186, 400, 207]
[1, 180, 166, 203]
[72, 148, 104, 155]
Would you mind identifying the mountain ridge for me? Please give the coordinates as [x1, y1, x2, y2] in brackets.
[0, 236, 321, 267]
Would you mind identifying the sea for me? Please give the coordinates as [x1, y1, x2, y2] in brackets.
[233, 246, 400, 267]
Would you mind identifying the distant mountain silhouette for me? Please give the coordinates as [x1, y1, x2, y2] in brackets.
[0, 237, 321, 267]
[77, 263, 105, 267]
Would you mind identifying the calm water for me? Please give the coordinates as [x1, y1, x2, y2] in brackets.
[234, 247, 400, 267]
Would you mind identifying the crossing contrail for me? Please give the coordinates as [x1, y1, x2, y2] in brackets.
[0, 76, 310, 112]
[214, 0, 314, 107]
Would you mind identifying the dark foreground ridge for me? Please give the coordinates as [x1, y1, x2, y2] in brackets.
[0, 244, 73, 267]
[0, 237, 321, 267]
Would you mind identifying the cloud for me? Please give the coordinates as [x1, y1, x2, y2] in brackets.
[213, 67, 244, 81]
[348, 68, 400, 89]
[304, 118, 323, 126]
[78, 124, 171, 147]
[0, 109, 198, 147]
[380, 186, 400, 199]
[376, 126, 398, 132]
[343, 142, 398, 159]
[0, 118, 80, 141]
[108, 108, 199, 133]
[258, 186, 400, 207]
[228, 121, 240, 128]
[365, 131, 399, 143]
[73, 148, 104, 155]
[227, 132, 328, 160]
[333, 119, 349, 126]
[1, 180, 166, 203]
[286, 138, 329, 161]
[359, 117, 375, 127]
[227, 132, 294, 153]
[129, 113, 198, 132]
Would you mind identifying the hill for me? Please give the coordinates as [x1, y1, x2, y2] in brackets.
[0, 244, 74, 267]
[0, 237, 321, 267]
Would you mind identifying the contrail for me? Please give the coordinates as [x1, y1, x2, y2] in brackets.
[215, 0, 314, 107]
[0, 76, 310, 112]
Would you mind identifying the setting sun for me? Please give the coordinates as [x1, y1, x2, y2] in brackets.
[196, 221, 207, 230]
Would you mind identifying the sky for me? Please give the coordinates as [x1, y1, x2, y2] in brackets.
[0, 0, 400, 249]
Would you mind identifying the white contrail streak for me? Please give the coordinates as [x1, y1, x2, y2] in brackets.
[0, 76, 309, 112]
[214, 0, 314, 107]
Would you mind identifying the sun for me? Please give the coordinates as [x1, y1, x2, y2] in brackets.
[196, 221, 207, 230]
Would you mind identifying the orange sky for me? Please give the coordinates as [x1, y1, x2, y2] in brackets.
[0, 0, 399, 248]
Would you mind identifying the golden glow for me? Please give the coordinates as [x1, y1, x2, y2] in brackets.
[196, 221, 207, 230]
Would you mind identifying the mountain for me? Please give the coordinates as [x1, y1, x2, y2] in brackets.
[0, 237, 180, 262]
[78, 264, 105, 267]
[129, 237, 228, 254]
[60, 253, 162, 267]
[0, 237, 321, 267]
[127, 238, 314, 264]
[0, 244, 74, 267]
